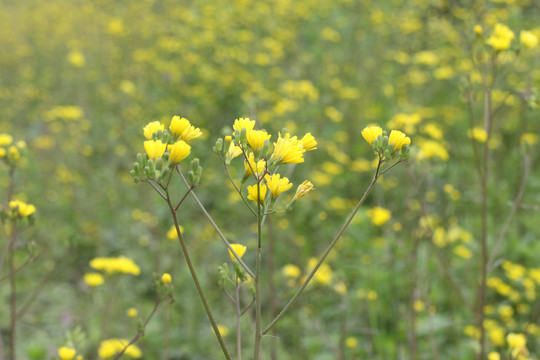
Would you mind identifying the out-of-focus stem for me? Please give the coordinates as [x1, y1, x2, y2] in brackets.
[253, 181, 263, 360]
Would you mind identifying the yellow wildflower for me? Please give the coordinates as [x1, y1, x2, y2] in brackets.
[520, 133, 538, 145]
[216, 325, 229, 337]
[468, 127, 487, 142]
[520, 30, 538, 49]
[143, 121, 164, 140]
[345, 337, 358, 348]
[169, 116, 202, 141]
[84, 272, 104, 287]
[127, 308, 138, 318]
[0, 134, 13, 146]
[300, 133, 317, 151]
[233, 117, 256, 132]
[270, 133, 305, 164]
[246, 129, 271, 152]
[361, 126, 383, 146]
[89, 256, 141, 275]
[161, 273, 172, 284]
[8, 146, 20, 160]
[247, 184, 267, 203]
[9, 200, 36, 217]
[293, 180, 314, 200]
[265, 173, 292, 199]
[487, 352, 500, 360]
[228, 243, 247, 260]
[226, 142, 243, 161]
[168, 141, 191, 164]
[244, 153, 266, 177]
[367, 206, 391, 226]
[167, 225, 183, 240]
[507, 333, 529, 359]
[0, 148, 5, 157]
[454, 245, 473, 259]
[388, 130, 411, 152]
[67, 50, 85, 67]
[486, 23, 515, 51]
[307, 258, 332, 285]
[144, 140, 167, 161]
[282, 264, 301, 278]
[474, 25, 483, 35]
[58, 347, 77, 360]
[98, 339, 142, 359]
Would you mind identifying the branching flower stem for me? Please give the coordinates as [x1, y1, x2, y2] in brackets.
[253, 179, 263, 360]
[262, 157, 384, 336]
[175, 166, 255, 279]
[162, 188, 232, 360]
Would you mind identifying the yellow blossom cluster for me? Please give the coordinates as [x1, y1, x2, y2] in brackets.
[0, 133, 26, 163]
[98, 338, 142, 359]
[89, 256, 141, 275]
[8, 200, 36, 218]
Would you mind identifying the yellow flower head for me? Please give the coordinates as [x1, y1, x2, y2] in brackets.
[228, 243, 247, 260]
[169, 116, 202, 141]
[8, 146, 20, 161]
[265, 173, 292, 199]
[84, 272, 105, 287]
[361, 126, 383, 146]
[58, 347, 77, 360]
[247, 184, 267, 203]
[486, 23, 515, 51]
[520, 133, 538, 146]
[487, 352, 500, 360]
[89, 256, 141, 275]
[293, 180, 314, 200]
[233, 117, 256, 133]
[161, 273, 172, 284]
[520, 30, 538, 49]
[270, 133, 305, 164]
[468, 127, 487, 143]
[244, 153, 266, 177]
[247, 129, 271, 152]
[474, 25, 483, 35]
[282, 264, 301, 278]
[367, 206, 391, 226]
[226, 141, 243, 161]
[300, 133, 317, 151]
[144, 140, 167, 161]
[168, 140, 191, 164]
[0, 134, 13, 146]
[507, 333, 527, 349]
[143, 121, 164, 140]
[127, 308, 138, 318]
[388, 130, 411, 152]
[9, 200, 36, 217]
[98, 339, 142, 358]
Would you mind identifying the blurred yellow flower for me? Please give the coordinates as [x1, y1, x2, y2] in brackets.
[293, 180, 314, 200]
[361, 126, 382, 146]
[144, 140, 167, 161]
[216, 325, 229, 337]
[67, 50, 85, 67]
[367, 206, 391, 226]
[300, 133, 317, 151]
[388, 130, 411, 152]
[265, 173, 292, 199]
[468, 127, 487, 142]
[345, 337, 358, 348]
[520, 133, 538, 145]
[169, 116, 202, 142]
[98, 338, 142, 358]
[486, 23, 515, 51]
[228, 243, 247, 260]
[84, 272, 104, 287]
[246, 129, 271, 152]
[143, 121, 164, 140]
[416, 140, 449, 161]
[166, 225, 183, 240]
[168, 140, 191, 164]
[9, 200, 36, 217]
[282, 264, 301, 278]
[520, 30, 538, 49]
[161, 273, 172, 284]
[487, 352, 500, 360]
[58, 347, 77, 360]
[90, 256, 141, 275]
[247, 184, 267, 203]
[474, 25, 483, 35]
[127, 308, 138, 318]
[0, 133, 13, 146]
[307, 258, 332, 285]
[454, 245, 473, 259]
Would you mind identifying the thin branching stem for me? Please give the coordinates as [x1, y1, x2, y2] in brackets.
[175, 167, 255, 279]
[262, 158, 383, 335]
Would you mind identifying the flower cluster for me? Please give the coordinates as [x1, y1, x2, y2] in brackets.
[98, 338, 142, 359]
[89, 256, 141, 275]
[361, 126, 411, 160]
[0, 133, 26, 165]
[215, 117, 316, 209]
[131, 116, 202, 183]
[8, 200, 36, 219]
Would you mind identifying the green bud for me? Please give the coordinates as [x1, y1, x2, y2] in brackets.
[160, 168, 171, 181]
[217, 263, 230, 287]
[155, 157, 164, 171]
[191, 158, 200, 171]
[136, 153, 145, 164]
[233, 261, 247, 282]
[382, 135, 389, 149]
[214, 138, 223, 153]
[384, 148, 391, 159]
[130, 170, 137, 180]
[188, 171, 196, 186]
[285, 199, 296, 211]
[240, 128, 248, 148]
[144, 166, 151, 178]
[262, 139, 270, 157]
[148, 160, 156, 177]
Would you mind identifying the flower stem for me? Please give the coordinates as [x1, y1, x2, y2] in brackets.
[263, 160, 382, 335]
[253, 181, 263, 360]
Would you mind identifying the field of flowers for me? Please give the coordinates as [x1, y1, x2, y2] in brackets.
[1, 0, 539, 359]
